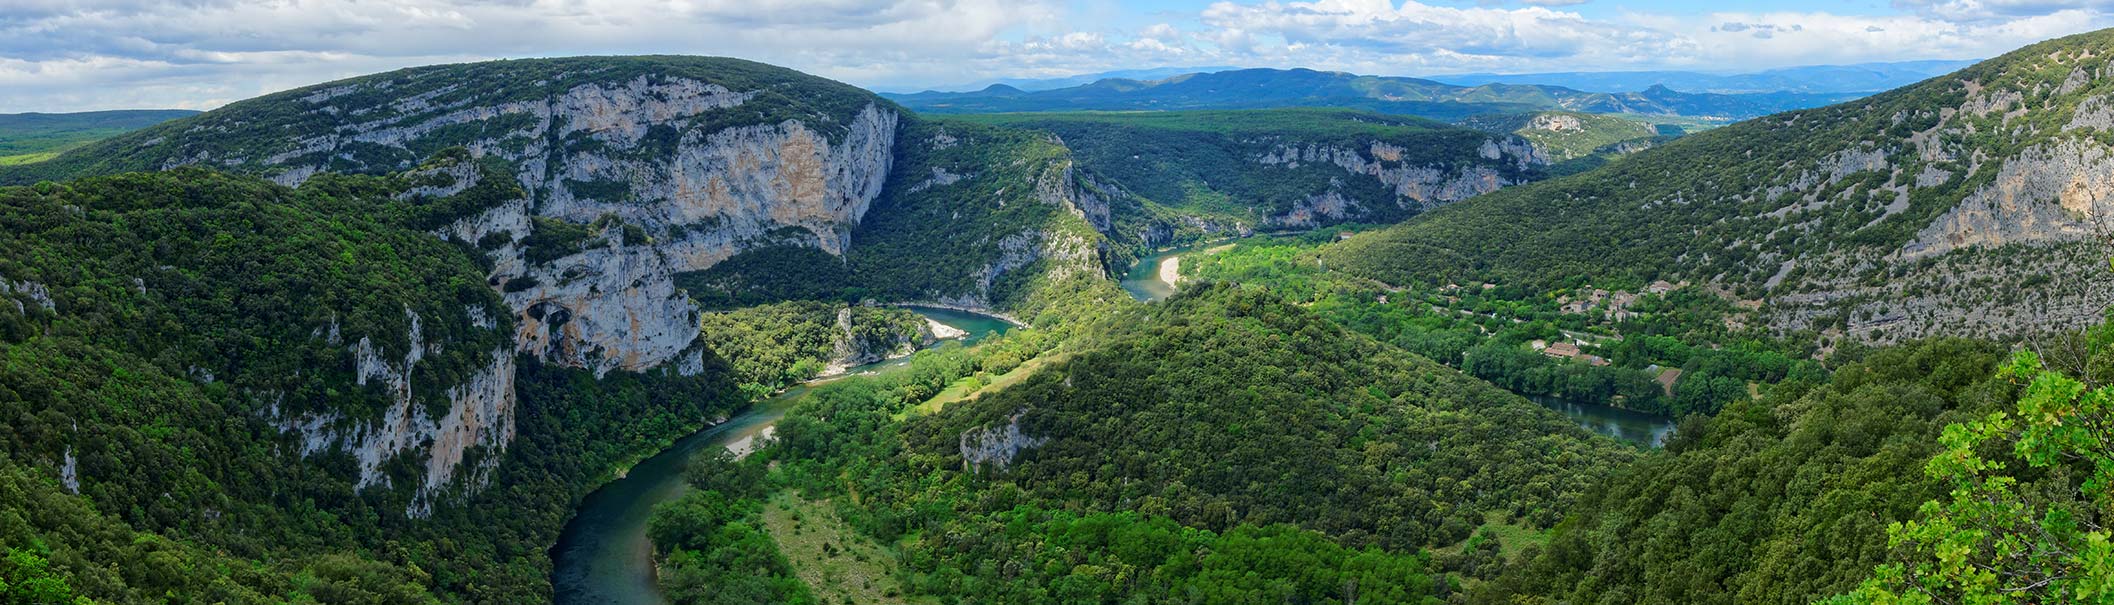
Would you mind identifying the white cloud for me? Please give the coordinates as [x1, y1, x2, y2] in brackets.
[3, 0, 2114, 112]
[1893, 0, 2114, 22]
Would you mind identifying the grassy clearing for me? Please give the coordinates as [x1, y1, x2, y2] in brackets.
[1432, 510, 1549, 563]
[761, 490, 910, 604]
[0, 152, 58, 166]
[898, 350, 1068, 419]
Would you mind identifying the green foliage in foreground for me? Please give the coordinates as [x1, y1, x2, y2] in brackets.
[1474, 338, 2023, 605]
[1834, 320, 2114, 604]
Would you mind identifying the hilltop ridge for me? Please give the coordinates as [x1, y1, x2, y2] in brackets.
[1329, 28, 2114, 344]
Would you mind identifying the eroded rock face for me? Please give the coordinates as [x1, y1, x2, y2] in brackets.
[1526, 113, 1586, 133]
[960, 411, 1046, 472]
[275, 309, 517, 515]
[201, 72, 900, 375]
[1908, 139, 2114, 256]
[1253, 137, 1539, 222]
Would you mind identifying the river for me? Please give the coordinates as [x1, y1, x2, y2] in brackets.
[548, 306, 1011, 605]
[1528, 394, 1676, 447]
[1120, 243, 1209, 302]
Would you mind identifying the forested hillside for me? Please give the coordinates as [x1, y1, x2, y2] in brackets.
[1479, 315, 2112, 605]
[2, 29, 2112, 605]
[1329, 29, 2114, 344]
[0, 168, 748, 600]
[626, 284, 1642, 603]
[1476, 338, 2017, 604]
[950, 110, 1547, 229]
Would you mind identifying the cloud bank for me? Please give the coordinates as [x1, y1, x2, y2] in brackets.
[2, 0, 2111, 111]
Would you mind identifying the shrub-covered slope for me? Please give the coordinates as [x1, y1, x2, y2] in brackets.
[910, 284, 1633, 546]
[1328, 29, 2114, 344]
[743, 283, 1634, 603]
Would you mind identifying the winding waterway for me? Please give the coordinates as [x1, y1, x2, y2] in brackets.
[549, 306, 1010, 605]
[1120, 243, 1207, 302]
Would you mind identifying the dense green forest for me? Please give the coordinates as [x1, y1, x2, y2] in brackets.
[640, 284, 1642, 603]
[0, 168, 750, 601]
[910, 284, 1631, 545]
[696, 301, 928, 395]
[4, 32, 2113, 605]
[1475, 338, 2015, 604]
[1477, 317, 2112, 605]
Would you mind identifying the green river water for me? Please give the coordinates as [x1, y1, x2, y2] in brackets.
[549, 306, 1010, 604]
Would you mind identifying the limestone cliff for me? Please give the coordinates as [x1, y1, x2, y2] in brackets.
[1253, 137, 1540, 224]
[959, 411, 1046, 473]
[69, 57, 900, 375]
[275, 308, 518, 515]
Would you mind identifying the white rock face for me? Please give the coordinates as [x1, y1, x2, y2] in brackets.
[59, 447, 78, 494]
[1526, 113, 1586, 132]
[205, 73, 900, 375]
[1252, 137, 1539, 223]
[0, 279, 53, 314]
[1908, 138, 2114, 256]
[276, 308, 517, 514]
[960, 411, 1046, 472]
[925, 318, 968, 340]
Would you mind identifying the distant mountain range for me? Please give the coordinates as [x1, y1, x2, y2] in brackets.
[883, 68, 1862, 121]
[1426, 59, 1977, 94]
[900, 66, 1241, 93]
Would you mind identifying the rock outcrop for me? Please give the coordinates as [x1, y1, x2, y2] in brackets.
[136, 60, 901, 376]
[1253, 137, 1539, 223]
[275, 309, 518, 514]
[960, 411, 1046, 472]
[1908, 138, 2114, 256]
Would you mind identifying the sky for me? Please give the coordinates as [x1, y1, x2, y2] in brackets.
[4, 0, 2114, 112]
